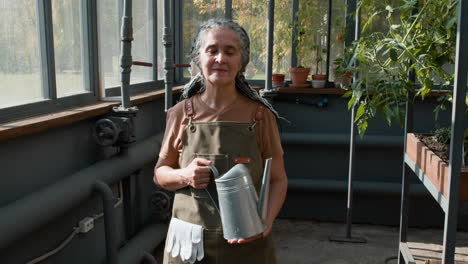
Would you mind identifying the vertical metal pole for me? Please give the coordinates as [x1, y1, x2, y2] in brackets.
[120, 0, 133, 109]
[152, 0, 158, 81]
[291, 0, 298, 67]
[398, 97, 413, 264]
[36, 0, 57, 99]
[82, 0, 99, 94]
[264, 0, 274, 92]
[225, 0, 232, 20]
[163, 0, 174, 111]
[325, 0, 332, 81]
[330, 0, 365, 244]
[442, 0, 468, 263]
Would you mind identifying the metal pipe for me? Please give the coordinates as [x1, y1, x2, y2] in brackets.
[117, 223, 167, 264]
[141, 252, 157, 264]
[325, 0, 332, 81]
[0, 134, 162, 249]
[264, 0, 275, 92]
[291, 0, 298, 67]
[163, 0, 174, 112]
[345, 105, 357, 238]
[93, 180, 119, 264]
[119, 0, 133, 109]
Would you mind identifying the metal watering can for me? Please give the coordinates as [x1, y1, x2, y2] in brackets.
[210, 158, 272, 240]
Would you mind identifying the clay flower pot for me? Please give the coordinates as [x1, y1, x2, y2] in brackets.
[272, 73, 285, 87]
[289, 67, 310, 87]
[312, 74, 327, 81]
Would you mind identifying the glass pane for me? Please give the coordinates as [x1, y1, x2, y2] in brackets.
[157, 0, 164, 80]
[182, 0, 225, 78]
[233, 0, 267, 79]
[131, 0, 153, 84]
[272, 0, 292, 78]
[0, 0, 42, 108]
[98, 0, 120, 88]
[52, 0, 85, 97]
[330, 0, 347, 81]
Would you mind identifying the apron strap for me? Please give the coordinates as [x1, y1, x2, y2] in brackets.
[185, 99, 196, 132]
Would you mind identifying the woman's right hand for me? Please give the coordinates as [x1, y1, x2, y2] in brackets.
[179, 158, 213, 189]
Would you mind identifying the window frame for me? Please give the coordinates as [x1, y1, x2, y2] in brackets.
[0, 0, 164, 124]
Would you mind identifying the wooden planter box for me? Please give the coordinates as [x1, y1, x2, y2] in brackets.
[406, 133, 468, 201]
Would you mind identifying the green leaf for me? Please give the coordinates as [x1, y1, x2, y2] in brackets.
[342, 91, 353, 98]
[348, 95, 356, 110]
[355, 103, 366, 122]
[445, 16, 457, 30]
[358, 120, 368, 138]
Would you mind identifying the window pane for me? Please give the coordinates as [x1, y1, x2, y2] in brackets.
[0, 0, 41, 108]
[52, 0, 85, 97]
[131, 0, 153, 84]
[330, 0, 347, 81]
[182, 0, 224, 78]
[233, 0, 267, 79]
[98, 0, 120, 88]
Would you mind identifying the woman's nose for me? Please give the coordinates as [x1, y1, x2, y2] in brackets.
[215, 52, 226, 63]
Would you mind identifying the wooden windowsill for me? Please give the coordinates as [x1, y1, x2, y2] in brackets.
[0, 87, 183, 142]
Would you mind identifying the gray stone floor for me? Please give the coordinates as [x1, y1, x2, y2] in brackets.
[273, 218, 468, 264]
[154, 218, 468, 263]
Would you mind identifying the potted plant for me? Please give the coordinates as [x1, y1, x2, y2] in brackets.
[332, 45, 355, 89]
[344, 0, 458, 137]
[406, 128, 468, 201]
[289, 28, 311, 87]
[343, 0, 463, 200]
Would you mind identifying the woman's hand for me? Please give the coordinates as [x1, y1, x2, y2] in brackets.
[227, 222, 272, 244]
[179, 158, 213, 189]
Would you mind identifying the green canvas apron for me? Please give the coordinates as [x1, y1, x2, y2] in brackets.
[163, 99, 276, 264]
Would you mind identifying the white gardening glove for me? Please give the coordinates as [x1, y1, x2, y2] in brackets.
[166, 218, 204, 264]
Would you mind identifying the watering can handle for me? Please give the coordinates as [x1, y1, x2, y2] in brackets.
[205, 165, 219, 179]
[203, 165, 221, 216]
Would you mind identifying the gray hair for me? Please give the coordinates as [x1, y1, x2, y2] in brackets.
[182, 19, 283, 120]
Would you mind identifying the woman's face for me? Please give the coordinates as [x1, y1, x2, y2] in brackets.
[199, 29, 242, 88]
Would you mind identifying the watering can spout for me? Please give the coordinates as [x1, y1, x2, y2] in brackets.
[258, 158, 272, 222]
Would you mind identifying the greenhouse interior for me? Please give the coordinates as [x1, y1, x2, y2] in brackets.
[0, 0, 467, 263]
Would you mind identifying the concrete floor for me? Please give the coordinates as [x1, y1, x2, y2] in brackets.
[154, 218, 468, 263]
[273, 219, 468, 264]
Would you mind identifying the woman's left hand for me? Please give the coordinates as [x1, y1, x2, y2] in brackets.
[227, 223, 272, 244]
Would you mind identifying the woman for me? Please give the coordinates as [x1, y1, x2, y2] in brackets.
[154, 19, 287, 264]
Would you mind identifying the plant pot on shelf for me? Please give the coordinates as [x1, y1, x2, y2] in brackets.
[272, 73, 285, 88]
[289, 67, 310, 87]
[334, 72, 352, 89]
[312, 74, 327, 81]
[406, 133, 468, 201]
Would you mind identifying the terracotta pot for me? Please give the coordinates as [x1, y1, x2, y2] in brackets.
[272, 73, 285, 87]
[312, 74, 327, 80]
[289, 67, 310, 87]
[406, 133, 468, 201]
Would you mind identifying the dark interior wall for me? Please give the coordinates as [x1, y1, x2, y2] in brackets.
[0, 99, 167, 264]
